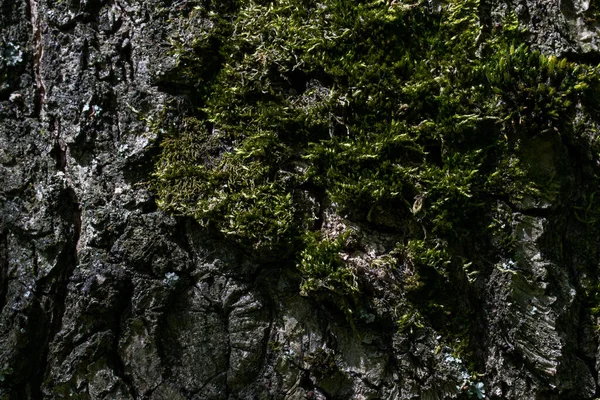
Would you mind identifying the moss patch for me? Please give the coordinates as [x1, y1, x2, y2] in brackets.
[151, 0, 600, 366]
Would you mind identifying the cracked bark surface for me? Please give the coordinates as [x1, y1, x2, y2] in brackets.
[2, 0, 600, 399]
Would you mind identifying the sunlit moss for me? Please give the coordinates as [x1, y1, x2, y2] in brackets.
[151, 0, 600, 352]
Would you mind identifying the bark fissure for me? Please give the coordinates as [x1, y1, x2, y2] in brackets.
[28, 0, 45, 119]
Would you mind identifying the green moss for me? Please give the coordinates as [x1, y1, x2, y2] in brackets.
[151, 0, 600, 364]
[574, 191, 600, 225]
[298, 230, 358, 297]
[397, 307, 425, 334]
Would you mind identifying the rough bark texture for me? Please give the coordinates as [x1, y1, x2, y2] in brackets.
[1, 0, 600, 399]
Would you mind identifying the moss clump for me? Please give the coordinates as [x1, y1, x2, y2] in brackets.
[153, 0, 598, 241]
[298, 231, 358, 297]
[151, 0, 600, 361]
